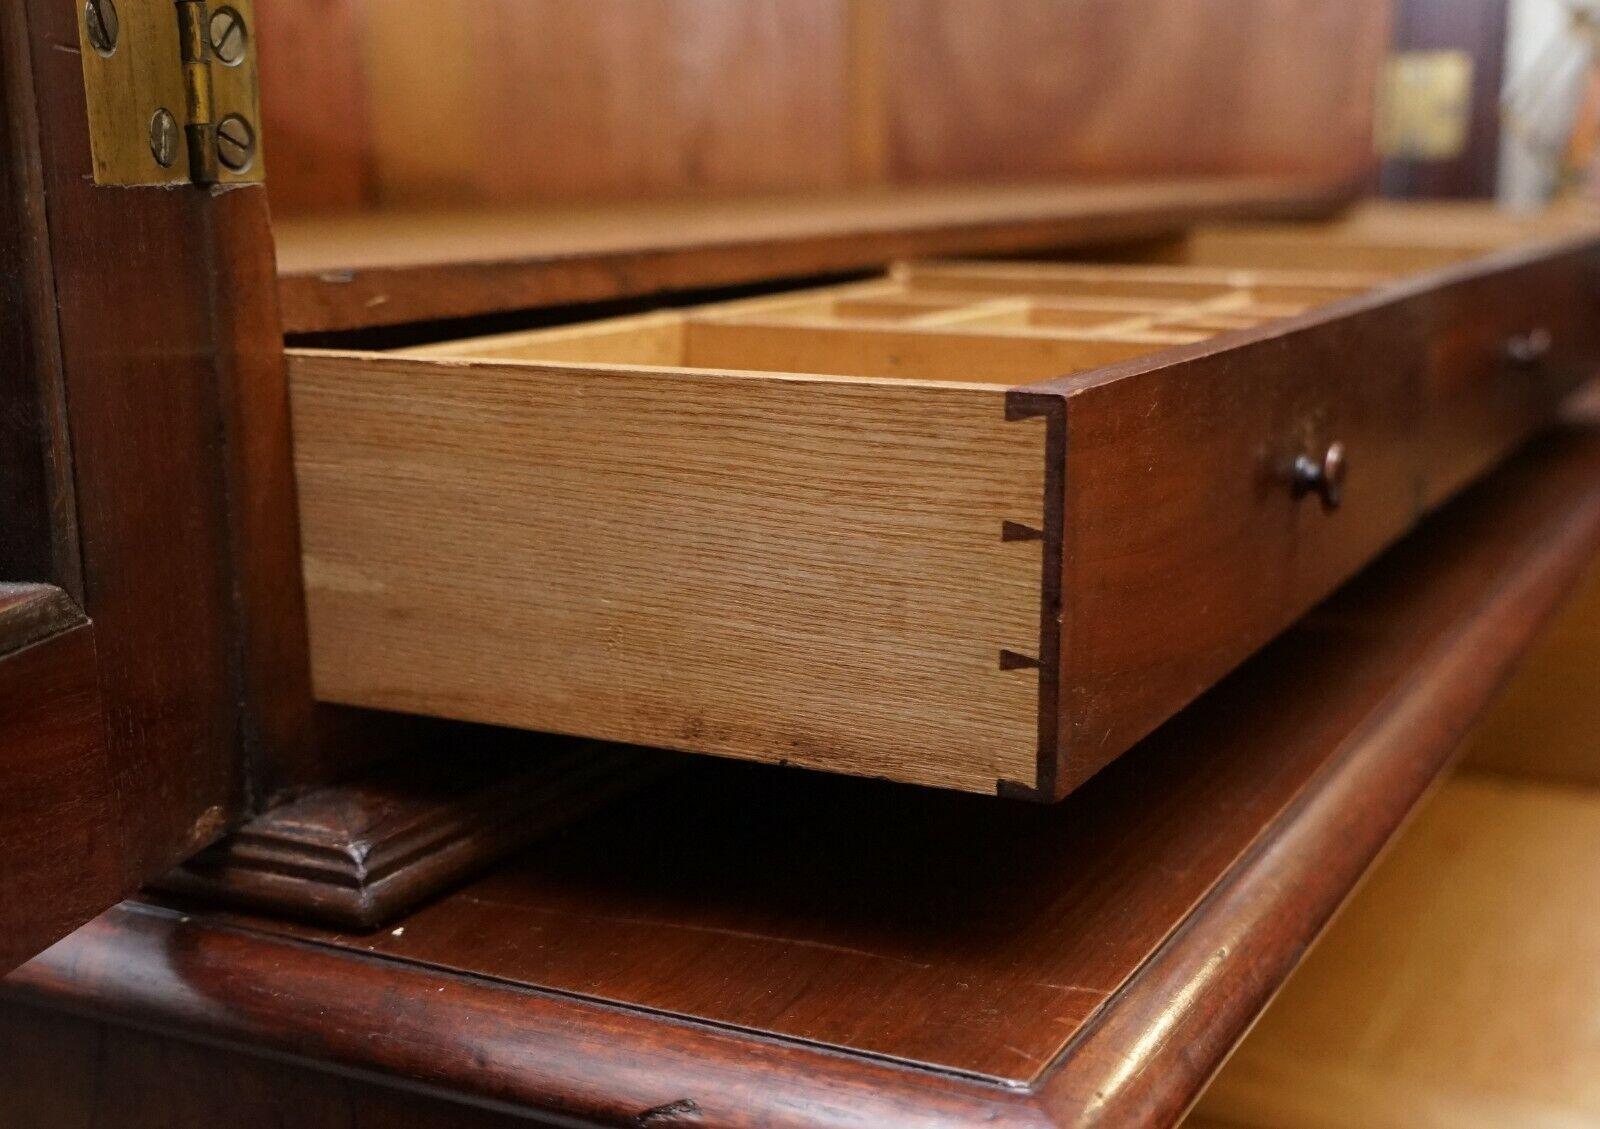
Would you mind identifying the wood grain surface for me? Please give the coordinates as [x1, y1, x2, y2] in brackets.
[1032, 228, 1600, 791]
[161, 727, 677, 928]
[0, 1005, 533, 1129]
[0, 0, 321, 971]
[273, 178, 1355, 333]
[881, 0, 1390, 184]
[290, 214, 1600, 796]
[256, 0, 1391, 215]
[12, 425, 1600, 1127]
[0, 612, 118, 975]
[291, 352, 1048, 793]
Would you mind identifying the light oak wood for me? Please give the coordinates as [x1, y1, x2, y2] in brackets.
[291, 352, 1049, 794]
[400, 270, 1367, 383]
[897, 260, 1383, 305]
[1157, 201, 1600, 273]
[1190, 770, 1600, 1129]
[1461, 552, 1600, 788]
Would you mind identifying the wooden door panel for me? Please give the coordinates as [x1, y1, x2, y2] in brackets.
[0, 586, 122, 975]
[0, 0, 319, 966]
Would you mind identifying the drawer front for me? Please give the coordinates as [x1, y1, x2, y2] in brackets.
[1051, 300, 1422, 791]
[1281, 298, 1423, 613]
[1419, 242, 1600, 508]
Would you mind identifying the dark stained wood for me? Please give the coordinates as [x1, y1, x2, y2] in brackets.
[11, 423, 1600, 1125]
[273, 178, 1355, 333]
[161, 727, 677, 928]
[1417, 240, 1600, 508]
[204, 185, 322, 799]
[0, 583, 80, 657]
[0, 1005, 532, 1129]
[7, 0, 318, 879]
[0, 11, 78, 595]
[0, 607, 121, 976]
[1030, 231, 1600, 793]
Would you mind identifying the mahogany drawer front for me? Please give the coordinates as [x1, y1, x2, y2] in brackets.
[1416, 239, 1600, 509]
[287, 219, 1599, 800]
[1047, 297, 1422, 791]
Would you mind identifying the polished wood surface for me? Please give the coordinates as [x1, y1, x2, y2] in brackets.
[7, 0, 317, 844]
[0, 28, 77, 593]
[0, 1005, 528, 1129]
[1034, 226, 1600, 788]
[1191, 773, 1600, 1128]
[880, 0, 1389, 185]
[0, 0, 324, 970]
[0, 584, 79, 657]
[12, 425, 1600, 1125]
[162, 724, 676, 928]
[274, 178, 1354, 333]
[0, 591, 117, 975]
[257, 0, 1390, 215]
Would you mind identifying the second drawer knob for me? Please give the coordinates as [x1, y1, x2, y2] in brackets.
[1293, 442, 1348, 510]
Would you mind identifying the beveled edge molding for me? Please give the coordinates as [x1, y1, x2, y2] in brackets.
[159, 729, 680, 929]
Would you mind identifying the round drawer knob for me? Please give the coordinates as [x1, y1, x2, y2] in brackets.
[1506, 327, 1553, 367]
[1293, 442, 1347, 510]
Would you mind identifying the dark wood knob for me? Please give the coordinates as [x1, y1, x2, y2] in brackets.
[1506, 327, 1553, 367]
[1293, 442, 1347, 510]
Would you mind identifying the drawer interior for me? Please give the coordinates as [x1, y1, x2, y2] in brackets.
[401, 261, 1387, 384]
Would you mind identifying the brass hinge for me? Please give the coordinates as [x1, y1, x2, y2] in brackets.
[77, 0, 264, 186]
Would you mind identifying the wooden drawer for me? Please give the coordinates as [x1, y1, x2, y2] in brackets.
[1416, 244, 1600, 508]
[287, 221, 1600, 799]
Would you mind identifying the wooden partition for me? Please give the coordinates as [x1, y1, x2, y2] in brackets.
[257, 0, 1393, 215]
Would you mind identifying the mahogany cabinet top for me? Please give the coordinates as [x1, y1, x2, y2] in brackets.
[12, 419, 1600, 1127]
[274, 177, 1352, 333]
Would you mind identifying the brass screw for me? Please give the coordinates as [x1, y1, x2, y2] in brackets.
[150, 108, 179, 168]
[215, 113, 256, 172]
[209, 6, 247, 66]
[84, 0, 118, 55]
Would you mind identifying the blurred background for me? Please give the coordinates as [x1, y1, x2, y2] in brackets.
[253, 0, 1600, 220]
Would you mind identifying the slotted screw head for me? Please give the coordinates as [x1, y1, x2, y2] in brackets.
[209, 6, 248, 66]
[215, 113, 257, 172]
[149, 108, 179, 168]
[84, 0, 119, 55]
